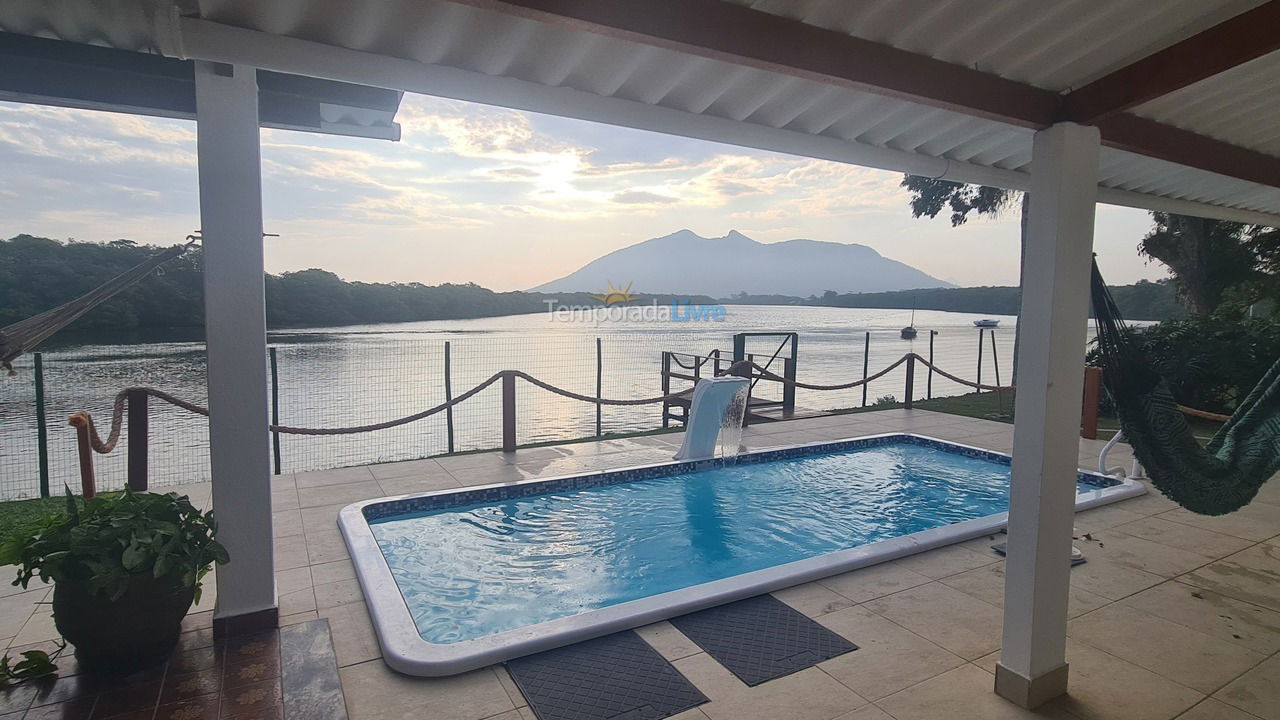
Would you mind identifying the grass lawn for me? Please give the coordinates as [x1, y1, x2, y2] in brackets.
[831, 389, 1224, 442]
[0, 495, 75, 538]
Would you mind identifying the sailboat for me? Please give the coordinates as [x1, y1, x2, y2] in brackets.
[900, 301, 918, 339]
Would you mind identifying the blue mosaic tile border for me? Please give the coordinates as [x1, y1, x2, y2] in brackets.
[362, 433, 1120, 522]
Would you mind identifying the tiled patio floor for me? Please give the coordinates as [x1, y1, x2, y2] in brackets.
[4, 409, 1280, 720]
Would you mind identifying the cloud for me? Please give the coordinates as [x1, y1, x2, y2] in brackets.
[612, 190, 677, 205]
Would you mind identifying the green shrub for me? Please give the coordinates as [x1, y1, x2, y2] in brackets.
[0, 490, 227, 602]
[1087, 316, 1280, 414]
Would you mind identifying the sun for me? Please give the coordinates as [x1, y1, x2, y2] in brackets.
[589, 280, 639, 306]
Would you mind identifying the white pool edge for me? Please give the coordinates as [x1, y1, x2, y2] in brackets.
[338, 432, 1145, 677]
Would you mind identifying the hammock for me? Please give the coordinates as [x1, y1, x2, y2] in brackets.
[1089, 259, 1280, 515]
[0, 241, 193, 376]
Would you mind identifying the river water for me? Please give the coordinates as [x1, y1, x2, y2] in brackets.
[0, 305, 1023, 500]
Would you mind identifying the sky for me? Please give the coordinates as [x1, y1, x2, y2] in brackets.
[0, 93, 1168, 292]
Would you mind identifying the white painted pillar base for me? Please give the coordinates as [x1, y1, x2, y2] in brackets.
[997, 122, 1100, 708]
[194, 62, 277, 632]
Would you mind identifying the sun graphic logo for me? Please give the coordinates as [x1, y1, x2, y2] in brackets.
[589, 280, 640, 306]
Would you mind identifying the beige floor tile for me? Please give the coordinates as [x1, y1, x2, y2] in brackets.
[1213, 653, 1280, 720]
[939, 562, 1111, 619]
[280, 587, 317, 615]
[1182, 544, 1280, 612]
[310, 558, 357, 586]
[271, 474, 297, 490]
[273, 508, 304, 538]
[340, 660, 514, 720]
[11, 604, 58, 646]
[368, 458, 451, 481]
[306, 528, 352, 565]
[1064, 556, 1165, 600]
[1158, 503, 1280, 542]
[1111, 517, 1253, 559]
[672, 652, 865, 720]
[1073, 505, 1149, 532]
[377, 474, 461, 496]
[319, 603, 382, 667]
[635, 621, 702, 661]
[1067, 604, 1264, 694]
[816, 605, 965, 700]
[893, 545, 998, 579]
[1072, 530, 1216, 578]
[296, 465, 376, 489]
[280, 610, 320, 627]
[1176, 698, 1267, 720]
[491, 664, 526, 708]
[1046, 640, 1203, 720]
[301, 503, 348, 535]
[0, 588, 46, 639]
[435, 452, 516, 472]
[876, 664, 1064, 720]
[862, 582, 1003, 660]
[298, 480, 385, 508]
[772, 582, 856, 618]
[274, 533, 311, 570]
[314, 578, 364, 610]
[1108, 490, 1180, 518]
[1120, 581, 1280, 655]
[272, 486, 300, 511]
[450, 464, 535, 487]
[819, 562, 932, 604]
[832, 705, 896, 720]
[276, 566, 313, 595]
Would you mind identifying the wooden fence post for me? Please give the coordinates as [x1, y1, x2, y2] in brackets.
[661, 352, 671, 429]
[1081, 366, 1102, 439]
[976, 328, 985, 389]
[444, 341, 455, 453]
[927, 331, 936, 400]
[782, 357, 797, 418]
[502, 371, 516, 452]
[269, 347, 281, 475]
[34, 352, 50, 498]
[861, 331, 870, 407]
[69, 414, 96, 499]
[126, 389, 148, 491]
[596, 337, 603, 437]
[904, 354, 915, 409]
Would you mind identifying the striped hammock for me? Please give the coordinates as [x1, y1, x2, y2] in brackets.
[0, 242, 192, 376]
[1089, 259, 1280, 515]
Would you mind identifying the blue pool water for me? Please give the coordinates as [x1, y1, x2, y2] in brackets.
[370, 442, 1093, 644]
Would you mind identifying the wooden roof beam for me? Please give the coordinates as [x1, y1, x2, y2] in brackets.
[452, 0, 1061, 128]
[1061, 0, 1280, 124]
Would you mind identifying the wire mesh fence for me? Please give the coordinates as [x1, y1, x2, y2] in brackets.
[0, 324, 1019, 501]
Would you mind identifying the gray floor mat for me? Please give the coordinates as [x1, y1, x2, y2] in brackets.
[506, 631, 708, 720]
[669, 594, 857, 686]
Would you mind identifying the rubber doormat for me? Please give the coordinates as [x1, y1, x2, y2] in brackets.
[506, 631, 708, 720]
[670, 594, 857, 686]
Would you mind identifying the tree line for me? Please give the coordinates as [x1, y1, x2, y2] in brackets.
[728, 280, 1185, 321]
[0, 235, 714, 331]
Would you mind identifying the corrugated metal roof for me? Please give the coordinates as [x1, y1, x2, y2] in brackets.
[1, 0, 1277, 223]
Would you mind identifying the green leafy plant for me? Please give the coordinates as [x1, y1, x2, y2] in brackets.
[0, 490, 228, 603]
[872, 394, 898, 407]
[0, 647, 59, 686]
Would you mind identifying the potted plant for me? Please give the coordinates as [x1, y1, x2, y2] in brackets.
[0, 490, 228, 674]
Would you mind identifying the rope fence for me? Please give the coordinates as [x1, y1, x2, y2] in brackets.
[63, 352, 1022, 496]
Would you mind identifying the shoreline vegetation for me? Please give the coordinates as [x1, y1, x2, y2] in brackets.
[2, 235, 1183, 335]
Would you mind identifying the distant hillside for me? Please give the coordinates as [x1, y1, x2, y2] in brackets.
[532, 229, 952, 297]
[732, 282, 1186, 321]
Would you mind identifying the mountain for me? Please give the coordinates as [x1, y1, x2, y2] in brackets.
[531, 230, 953, 297]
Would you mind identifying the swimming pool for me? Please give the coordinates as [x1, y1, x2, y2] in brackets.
[339, 434, 1143, 676]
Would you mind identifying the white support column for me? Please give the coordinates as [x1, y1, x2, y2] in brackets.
[997, 122, 1100, 708]
[194, 62, 277, 633]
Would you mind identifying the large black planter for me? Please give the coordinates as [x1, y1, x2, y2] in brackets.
[52, 573, 196, 674]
